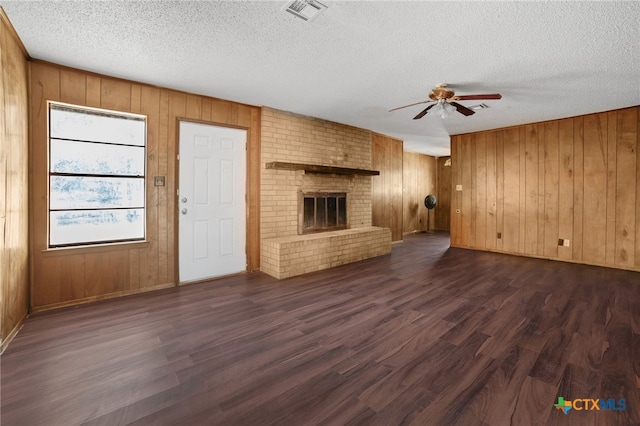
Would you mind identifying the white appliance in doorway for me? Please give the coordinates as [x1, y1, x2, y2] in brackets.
[178, 121, 247, 283]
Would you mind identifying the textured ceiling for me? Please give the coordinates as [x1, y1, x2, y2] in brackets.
[2, 1, 639, 157]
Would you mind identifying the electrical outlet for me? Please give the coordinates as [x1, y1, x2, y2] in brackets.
[154, 176, 165, 186]
[558, 238, 571, 247]
[497, 232, 502, 239]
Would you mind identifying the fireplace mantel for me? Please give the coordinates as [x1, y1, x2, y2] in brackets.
[266, 161, 380, 176]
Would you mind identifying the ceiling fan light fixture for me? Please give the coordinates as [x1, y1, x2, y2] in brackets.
[431, 100, 455, 119]
[444, 102, 456, 113]
[431, 100, 443, 115]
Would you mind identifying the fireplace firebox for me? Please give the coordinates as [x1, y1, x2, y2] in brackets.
[299, 191, 347, 234]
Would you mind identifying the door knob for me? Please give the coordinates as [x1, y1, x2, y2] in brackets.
[181, 208, 188, 214]
[182, 197, 188, 203]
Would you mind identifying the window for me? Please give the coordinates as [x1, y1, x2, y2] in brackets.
[300, 192, 347, 233]
[48, 103, 146, 248]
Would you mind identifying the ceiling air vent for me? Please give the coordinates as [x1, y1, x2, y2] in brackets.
[470, 103, 490, 111]
[283, 0, 328, 21]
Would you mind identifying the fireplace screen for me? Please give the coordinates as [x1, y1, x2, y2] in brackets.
[301, 192, 347, 233]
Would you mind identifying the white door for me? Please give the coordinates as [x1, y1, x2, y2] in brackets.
[178, 122, 247, 283]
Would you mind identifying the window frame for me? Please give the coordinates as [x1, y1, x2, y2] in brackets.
[47, 101, 148, 249]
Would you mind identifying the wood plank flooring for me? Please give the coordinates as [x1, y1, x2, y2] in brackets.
[2, 232, 639, 425]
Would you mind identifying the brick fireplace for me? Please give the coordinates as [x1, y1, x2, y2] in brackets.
[260, 108, 391, 279]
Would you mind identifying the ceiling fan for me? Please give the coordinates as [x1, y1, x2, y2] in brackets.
[390, 84, 502, 119]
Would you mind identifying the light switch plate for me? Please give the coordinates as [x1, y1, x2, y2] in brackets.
[456, 184, 463, 191]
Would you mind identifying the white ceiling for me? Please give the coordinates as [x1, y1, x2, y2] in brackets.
[2, 1, 639, 157]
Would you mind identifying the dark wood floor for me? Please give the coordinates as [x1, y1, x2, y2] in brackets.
[2, 232, 639, 426]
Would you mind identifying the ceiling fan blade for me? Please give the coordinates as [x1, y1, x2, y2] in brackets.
[453, 93, 502, 101]
[413, 104, 435, 120]
[389, 100, 430, 112]
[450, 102, 475, 116]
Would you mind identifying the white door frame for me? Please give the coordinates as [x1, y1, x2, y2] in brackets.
[177, 119, 248, 284]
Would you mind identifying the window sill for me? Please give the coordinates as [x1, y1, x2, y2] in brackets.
[41, 240, 150, 257]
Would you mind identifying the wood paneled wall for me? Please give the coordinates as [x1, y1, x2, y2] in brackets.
[435, 157, 451, 231]
[29, 61, 261, 311]
[1, 10, 29, 352]
[371, 133, 403, 241]
[403, 151, 437, 233]
[451, 106, 640, 272]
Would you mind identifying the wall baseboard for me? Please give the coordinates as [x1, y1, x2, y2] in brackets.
[29, 282, 176, 314]
[0, 314, 27, 355]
